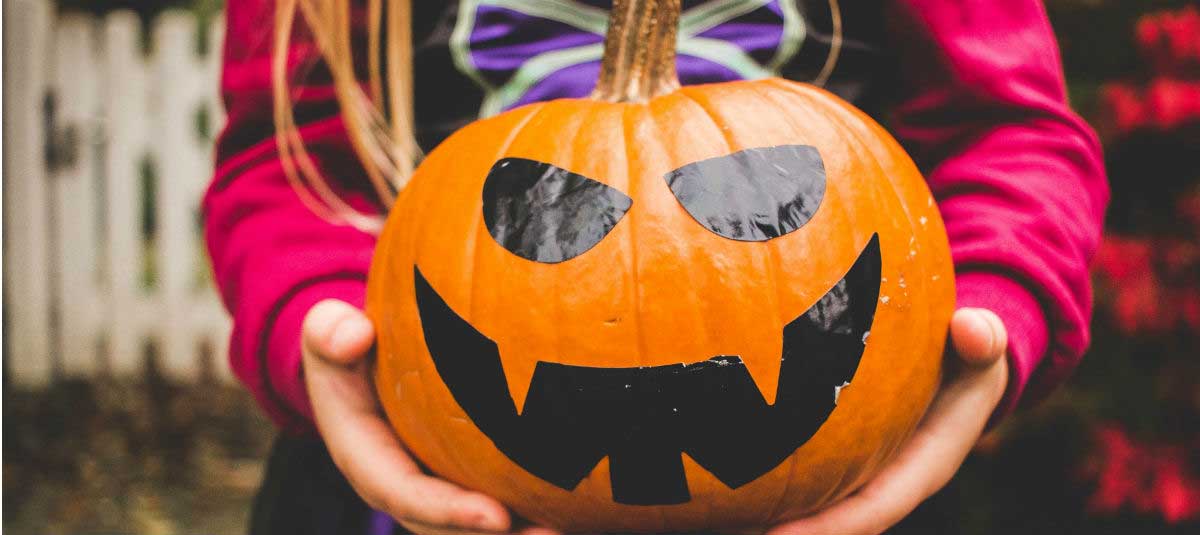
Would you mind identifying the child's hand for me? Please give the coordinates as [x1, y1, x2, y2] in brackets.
[302, 299, 562, 535]
[761, 308, 1010, 535]
[304, 301, 1004, 535]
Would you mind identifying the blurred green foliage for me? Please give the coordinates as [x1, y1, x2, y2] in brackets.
[1047, 0, 1196, 118]
[1049, 0, 1193, 81]
[54, 0, 224, 53]
[54, 0, 223, 20]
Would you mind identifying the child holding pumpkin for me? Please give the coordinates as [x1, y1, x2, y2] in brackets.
[206, 0, 1107, 534]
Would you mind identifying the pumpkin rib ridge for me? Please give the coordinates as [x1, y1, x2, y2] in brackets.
[856, 115, 954, 375]
[804, 90, 940, 427]
[735, 81, 808, 526]
[475, 103, 582, 525]
[552, 102, 609, 379]
[739, 81, 827, 329]
[743, 81, 862, 306]
[737, 80, 833, 523]
[669, 87, 807, 523]
[387, 138, 460, 487]
[670, 86, 742, 374]
[768, 85, 844, 525]
[640, 98, 727, 522]
[466, 103, 547, 325]
[619, 102, 649, 377]
[727, 84, 790, 398]
[459, 106, 551, 504]
[807, 87, 935, 442]
[786, 79, 943, 500]
[429, 104, 550, 507]
[409, 140, 484, 494]
[676, 83, 821, 525]
[825, 101, 942, 416]
[648, 92, 727, 360]
[675, 86, 740, 154]
[756, 78, 928, 514]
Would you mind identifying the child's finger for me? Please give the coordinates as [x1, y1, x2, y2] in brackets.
[303, 299, 376, 366]
[302, 308, 511, 532]
[949, 307, 1007, 368]
[307, 358, 511, 531]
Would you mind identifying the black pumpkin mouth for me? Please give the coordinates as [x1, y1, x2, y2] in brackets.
[413, 234, 881, 506]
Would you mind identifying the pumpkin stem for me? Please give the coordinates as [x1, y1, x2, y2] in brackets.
[593, 0, 682, 103]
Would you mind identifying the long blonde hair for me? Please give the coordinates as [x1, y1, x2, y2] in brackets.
[272, 0, 415, 233]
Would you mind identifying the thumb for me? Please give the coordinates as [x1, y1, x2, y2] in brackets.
[302, 299, 375, 366]
[950, 307, 1007, 368]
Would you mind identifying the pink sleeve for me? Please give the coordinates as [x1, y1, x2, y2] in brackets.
[887, 0, 1109, 419]
[204, 0, 377, 433]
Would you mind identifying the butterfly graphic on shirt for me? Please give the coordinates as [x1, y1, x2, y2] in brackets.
[450, 0, 841, 117]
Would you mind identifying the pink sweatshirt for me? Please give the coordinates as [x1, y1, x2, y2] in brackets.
[205, 0, 1108, 434]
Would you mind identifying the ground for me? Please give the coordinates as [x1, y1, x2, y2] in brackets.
[3, 373, 275, 535]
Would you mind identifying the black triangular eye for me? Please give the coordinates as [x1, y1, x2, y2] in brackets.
[664, 145, 826, 241]
[483, 158, 632, 264]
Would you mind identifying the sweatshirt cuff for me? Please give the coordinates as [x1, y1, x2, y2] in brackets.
[954, 271, 1050, 424]
[264, 277, 367, 434]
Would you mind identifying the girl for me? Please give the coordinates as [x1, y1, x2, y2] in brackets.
[205, 1, 1108, 534]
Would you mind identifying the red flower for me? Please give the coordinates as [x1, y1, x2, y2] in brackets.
[1094, 237, 1161, 334]
[1095, 236, 1200, 333]
[1154, 450, 1200, 524]
[1096, 79, 1200, 135]
[1098, 83, 1145, 136]
[1145, 78, 1200, 131]
[1087, 426, 1143, 514]
[1136, 6, 1200, 75]
[1086, 425, 1200, 523]
[1095, 237, 1153, 281]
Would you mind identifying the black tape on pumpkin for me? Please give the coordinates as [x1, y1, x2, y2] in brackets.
[482, 157, 632, 264]
[414, 234, 880, 505]
[665, 144, 827, 241]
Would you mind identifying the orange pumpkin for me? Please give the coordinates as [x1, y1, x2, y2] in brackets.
[366, 0, 954, 531]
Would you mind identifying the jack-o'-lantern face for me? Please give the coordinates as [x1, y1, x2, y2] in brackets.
[367, 82, 954, 532]
[417, 145, 879, 507]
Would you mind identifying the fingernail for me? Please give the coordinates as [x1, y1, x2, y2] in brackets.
[461, 502, 508, 532]
[980, 311, 999, 356]
[330, 314, 371, 355]
[476, 514, 509, 532]
[985, 311, 1007, 357]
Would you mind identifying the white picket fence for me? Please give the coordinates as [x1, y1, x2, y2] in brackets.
[3, 1, 233, 386]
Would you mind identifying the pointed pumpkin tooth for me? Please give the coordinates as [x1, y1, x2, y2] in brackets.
[740, 351, 783, 406]
[497, 346, 539, 414]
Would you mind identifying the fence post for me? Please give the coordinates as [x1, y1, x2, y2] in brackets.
[102, 10, 150, 378]
[152, 11, 205, 381]
[50, 13, 104, 378]
[3, 0, 55, 386]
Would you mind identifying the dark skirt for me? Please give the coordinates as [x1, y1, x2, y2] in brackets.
[248, 435, 958, 535]
[249, 435, 399, 535]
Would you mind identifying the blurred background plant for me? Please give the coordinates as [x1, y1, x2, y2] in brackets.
[4, 1, 1198, 534]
